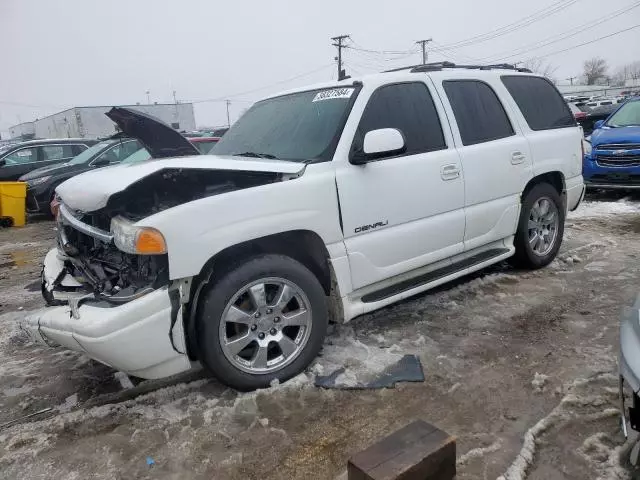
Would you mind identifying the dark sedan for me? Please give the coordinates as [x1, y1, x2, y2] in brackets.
[21, 138, 143, 214]
[0, 138, 96, 181]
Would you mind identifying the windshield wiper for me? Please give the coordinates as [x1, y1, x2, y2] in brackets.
[232, 151, 278, 159]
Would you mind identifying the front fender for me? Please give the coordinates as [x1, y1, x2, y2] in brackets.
[137, 165, 342, 279]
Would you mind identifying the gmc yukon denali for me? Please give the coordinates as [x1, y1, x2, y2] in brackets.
[21, 63, 585, 390]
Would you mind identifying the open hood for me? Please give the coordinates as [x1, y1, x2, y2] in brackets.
[106, 107, 199, 158]
[56, 154, 306, 213]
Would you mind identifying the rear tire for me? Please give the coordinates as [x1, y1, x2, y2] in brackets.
[511, 183, 564, 269]
[196, 254, 328, 391]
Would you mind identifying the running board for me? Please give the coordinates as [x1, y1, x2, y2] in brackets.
[361, 248, 510, 303]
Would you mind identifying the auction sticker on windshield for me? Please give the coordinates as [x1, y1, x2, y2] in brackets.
[312, 88, 354, 102]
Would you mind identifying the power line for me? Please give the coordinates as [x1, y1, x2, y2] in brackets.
[188, 64, 334, 104]
[436, 0, 579, 50]
[346, 40, 417, 55]
[332, 34, 351, 81]
[529, 23, 640, 60]
[482, 0, 640, 62]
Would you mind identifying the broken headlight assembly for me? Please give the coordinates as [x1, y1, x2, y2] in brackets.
[110, 216, 167, 255]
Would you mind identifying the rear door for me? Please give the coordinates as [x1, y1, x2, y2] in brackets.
[39, 144, 79, 168]
[500, 75, 582, 183]
[436, 77, 533, 251]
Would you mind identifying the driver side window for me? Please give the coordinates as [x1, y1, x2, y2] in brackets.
[353, 82, 447, 159]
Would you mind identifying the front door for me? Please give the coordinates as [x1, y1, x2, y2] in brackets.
[335, 81, 465, 290]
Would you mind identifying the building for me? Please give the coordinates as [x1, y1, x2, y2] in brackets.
[8, 122, 35, 140]
[9, 103, 196, 140]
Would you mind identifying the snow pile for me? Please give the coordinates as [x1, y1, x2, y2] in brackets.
[457, 439, 503, 466]
[498, 373, 624, 480]
[531, 373, 549, 393]
[569, 199, 640, 219]
[312, 327, 404, 387]
[577, 433, 631, 480]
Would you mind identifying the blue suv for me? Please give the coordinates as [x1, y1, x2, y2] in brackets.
[583, 98, 640, 189]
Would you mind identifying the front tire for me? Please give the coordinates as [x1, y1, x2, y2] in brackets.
[511, 183, 565, 269]
[196, 254, 328, 391]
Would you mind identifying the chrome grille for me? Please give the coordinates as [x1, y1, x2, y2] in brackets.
[597, 143, 640, 150]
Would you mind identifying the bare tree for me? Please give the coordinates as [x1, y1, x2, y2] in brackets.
[522, 58, 558, 83]
[583, 57, 608, 85]
[628, 60, 640, 81]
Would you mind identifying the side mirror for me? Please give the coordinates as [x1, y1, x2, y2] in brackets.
[593, 120, 605, 130]
[92, 158, 110, 167]
[350, 128, 406, 165]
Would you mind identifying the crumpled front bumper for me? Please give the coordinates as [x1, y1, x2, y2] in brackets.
[22, 248, 192, 379]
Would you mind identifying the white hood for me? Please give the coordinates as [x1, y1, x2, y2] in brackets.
[56, 154, 306, 212]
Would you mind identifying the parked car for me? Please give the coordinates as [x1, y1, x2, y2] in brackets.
[585, 99, 616, 108]
[583, 98, 640, 190]
[568, 102, 587, 122]
[189, 136, 221, 154]
[22, 66, 584, 391]
[578, 103, 620, 136]
[0, 138, 96, 181]
[20, 107, 200, 214]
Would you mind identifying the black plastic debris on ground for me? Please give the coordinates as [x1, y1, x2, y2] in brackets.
[314, 354, 424, 390]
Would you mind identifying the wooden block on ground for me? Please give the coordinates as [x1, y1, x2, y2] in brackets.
[348, 420, 456, 480]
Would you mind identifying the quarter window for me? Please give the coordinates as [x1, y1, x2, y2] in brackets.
[501, 75, 575, 130]
[354, 82, 446, 157]
[443, 80, 514, 146]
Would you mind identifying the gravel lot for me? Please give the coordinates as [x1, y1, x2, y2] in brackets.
[2, 193, 640, 480]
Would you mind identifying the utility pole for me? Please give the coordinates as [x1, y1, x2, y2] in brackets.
[331, 34, 350, 80]
[172, 90, 178, 104]
[566, 76, 577, 86]
[416, 39, 432, 64]
[225, 100, 231, 127]
[145, 90, 150, 104]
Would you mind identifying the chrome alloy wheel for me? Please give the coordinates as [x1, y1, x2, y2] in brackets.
[218, 277, 313, 374]
[528, 196, 559, 256]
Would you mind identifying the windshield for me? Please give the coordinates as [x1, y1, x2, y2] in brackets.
[121, 148, 151, 163]
[214, 87, 358, 162]
[67, 140, 114, 165]
[606, 100, 640, 127]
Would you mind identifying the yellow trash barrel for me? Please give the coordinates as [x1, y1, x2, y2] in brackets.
[0, 182, 27, 227]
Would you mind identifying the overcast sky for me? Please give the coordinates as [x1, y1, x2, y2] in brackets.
[1, 0, 639, 136]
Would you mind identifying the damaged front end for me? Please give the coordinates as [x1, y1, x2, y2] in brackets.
[43, 204, 170, 308]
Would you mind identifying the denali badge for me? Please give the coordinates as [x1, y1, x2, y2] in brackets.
[354, 221, 388, 233]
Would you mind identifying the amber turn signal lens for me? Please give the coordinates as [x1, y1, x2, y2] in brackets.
[135, 229, 167, 254]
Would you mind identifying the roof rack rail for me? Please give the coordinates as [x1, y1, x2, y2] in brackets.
[385, 62, 532, 74]
[411, 62, 532, 73]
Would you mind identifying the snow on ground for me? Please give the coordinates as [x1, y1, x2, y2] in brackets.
[569, 197, 640, 219]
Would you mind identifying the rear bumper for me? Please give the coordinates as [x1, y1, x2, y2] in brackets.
[566, 175, 585, 212]
[23, 248, 192, 379]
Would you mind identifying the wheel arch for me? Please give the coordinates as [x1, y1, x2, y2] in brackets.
[184, 229, 340, 360]
[522, 171, 565, 197]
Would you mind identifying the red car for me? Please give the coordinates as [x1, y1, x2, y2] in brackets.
[188, 136, 220, 154]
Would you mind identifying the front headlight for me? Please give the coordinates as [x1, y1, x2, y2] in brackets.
[582, 138, 592, 157]
[110, 216, 167, 255]
[26, 175, 51, 187]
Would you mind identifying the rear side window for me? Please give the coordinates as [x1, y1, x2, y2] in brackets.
[443, 80, 514, 146]
[355, 82, 446, 156]
[501, 75, 575, 130]
[41, 145, 76, 161]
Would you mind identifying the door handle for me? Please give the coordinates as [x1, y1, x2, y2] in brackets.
[511, 151, 526, 164]
[440, 164, 460, 180]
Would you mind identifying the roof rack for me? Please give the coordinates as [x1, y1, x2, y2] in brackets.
[384, 61, 532, 74]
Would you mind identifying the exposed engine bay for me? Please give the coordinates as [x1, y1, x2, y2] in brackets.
[48, 168, 285, 304]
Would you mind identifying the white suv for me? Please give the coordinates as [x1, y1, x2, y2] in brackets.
[23, 64, 585, 390]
